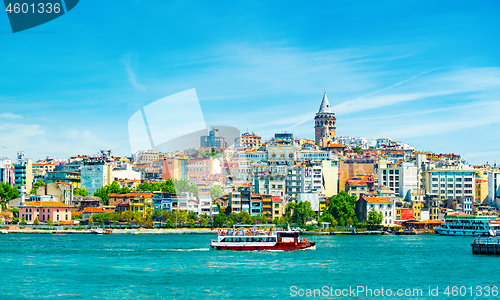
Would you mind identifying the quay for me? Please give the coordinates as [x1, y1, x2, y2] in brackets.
[471, 238, 500, 255]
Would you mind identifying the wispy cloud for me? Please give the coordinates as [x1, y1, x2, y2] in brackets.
[122, 55, 146, 91]
[0, 121, 113, 161]
[0, 113, 22, 119]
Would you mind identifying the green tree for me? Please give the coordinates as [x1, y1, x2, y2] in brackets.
[325, 191, 358, 227]
[33, 216, 40, 225]
[20, 216, 27, 225]
[94, 188, 109, 205]
[74, 187, 89, 197]
[188, 219, 196, 228]
[212, 213, 227, 227]
[88, 216, 94, 227]
[209, 185, 224, 199]
[0, 182, 20, 201]
[352, 146, 363, 153]
[47, 218, 53, 226]
[368, 208, 384, 225]
[30, 180, 45, 194]
[108, 181, 121, 194]
[165, 219, 172, 228]
[285, 201, 317, 227]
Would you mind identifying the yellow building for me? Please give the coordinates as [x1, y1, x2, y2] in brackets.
[262, 195, 273, 220]
[111, 192, 153, 218]
[411, 200, 424, 220]
[475, 178, 488, 204]
[271, 196, 284, 220]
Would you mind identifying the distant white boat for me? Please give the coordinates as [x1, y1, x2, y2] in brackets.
[1, 230, 8, 234]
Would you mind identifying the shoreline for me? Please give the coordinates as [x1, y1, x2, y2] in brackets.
[0, 228, 434, 235]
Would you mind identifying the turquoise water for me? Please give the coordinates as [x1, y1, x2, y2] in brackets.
[1, 234, 499, 299]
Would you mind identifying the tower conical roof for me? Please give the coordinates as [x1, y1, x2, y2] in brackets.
[318, 88, 332, 113]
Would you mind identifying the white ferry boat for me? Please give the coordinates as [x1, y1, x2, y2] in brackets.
[434, 214, 500, 236]
[210, 224, 315, 251]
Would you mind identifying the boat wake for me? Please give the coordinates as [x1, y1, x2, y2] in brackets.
[161, 248, 211, 252]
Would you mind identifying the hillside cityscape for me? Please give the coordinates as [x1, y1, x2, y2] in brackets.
[0, 89, 498, 230]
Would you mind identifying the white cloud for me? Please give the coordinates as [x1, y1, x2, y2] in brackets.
[122, 55, 146, 91]
[0, 121, 113, 161]
[0, 113, 22, 119]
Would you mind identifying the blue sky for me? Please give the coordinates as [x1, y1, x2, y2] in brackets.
[1, 1, 500, 164]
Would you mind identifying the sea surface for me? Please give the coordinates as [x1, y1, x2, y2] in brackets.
[1, 234, 499, 299]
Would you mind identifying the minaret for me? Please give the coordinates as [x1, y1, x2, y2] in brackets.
[314, 88, 336, 146]
[20, 180, 26, 206]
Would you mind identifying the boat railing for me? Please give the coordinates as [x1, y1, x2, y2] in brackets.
[473, 238, 500, 245]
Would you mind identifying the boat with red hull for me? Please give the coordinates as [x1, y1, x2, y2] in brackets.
[210, 225, 315, 251]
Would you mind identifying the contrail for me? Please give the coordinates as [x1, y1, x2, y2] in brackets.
[286, 67, 442, 131]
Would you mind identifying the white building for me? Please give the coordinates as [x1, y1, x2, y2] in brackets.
[488, 171, 500, 208]
[113, 164, 141, 180]
[378, 161, 418, 200]
[356, 195, 395, 226]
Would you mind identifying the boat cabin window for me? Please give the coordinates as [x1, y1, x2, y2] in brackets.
[279, 232, 298, 238]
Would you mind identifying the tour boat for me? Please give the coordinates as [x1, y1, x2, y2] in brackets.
[434, 215, 500, 236]
[210, 225, 315, 251]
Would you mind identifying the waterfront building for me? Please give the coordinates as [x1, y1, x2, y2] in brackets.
[19, 201, 73, 224]
[250, 194, 262, 217]
[424, 194, 441, 221]
[13, 151, 33, 192]
[421, 169, 475, 200]
[262, 194, 273, 221]
[356, 195, 395, 226]
[346, 174, 374, 198]
[45, 171, 81, 188]
[400, 208, 414, 221]
[314, 88, 336, 146]
[297, 192, 325, 213]
[35, 182, 73, 204]
[377, 161, 418, 200]
[81, 162, 113, 196]
[338, 158, 376, 192]
[240, 132, 261, 149]
[198, 190, 213, 215]
[487, 170, 500, 208]
[82, 207, 108, 220]
[271, 196, 284, 220]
